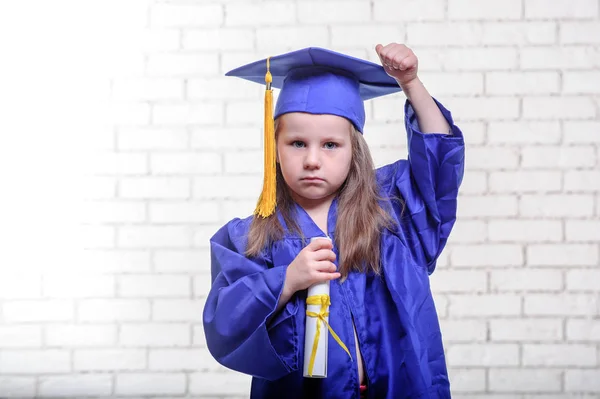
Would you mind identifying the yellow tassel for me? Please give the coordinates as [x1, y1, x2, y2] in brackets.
[254, 57, 277, 218]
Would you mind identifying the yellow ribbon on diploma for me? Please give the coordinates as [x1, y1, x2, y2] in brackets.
[305, 294, 353, 376]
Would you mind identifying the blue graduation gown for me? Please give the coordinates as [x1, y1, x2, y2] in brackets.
[203, 99, 465, 398]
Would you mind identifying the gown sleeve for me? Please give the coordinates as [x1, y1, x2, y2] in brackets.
[377, 98, 465, 275]
[202, 218, 299, 381]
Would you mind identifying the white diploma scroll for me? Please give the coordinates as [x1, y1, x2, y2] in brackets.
[303, 236, 332, 378]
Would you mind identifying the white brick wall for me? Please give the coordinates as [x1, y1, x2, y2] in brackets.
[2, 0, 598, 397]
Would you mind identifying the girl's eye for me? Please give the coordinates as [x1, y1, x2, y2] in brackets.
[324, 142, 337, 149]
[292, 141, 305, 148]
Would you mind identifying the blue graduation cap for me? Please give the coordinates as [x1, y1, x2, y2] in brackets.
[225, 47, 402, 218]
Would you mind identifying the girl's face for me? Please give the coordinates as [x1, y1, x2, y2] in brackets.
[276, 112, 353, 208]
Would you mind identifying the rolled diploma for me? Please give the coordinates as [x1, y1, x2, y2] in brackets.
[303, 236, 332, 378]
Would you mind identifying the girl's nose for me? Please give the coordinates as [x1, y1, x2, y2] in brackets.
[304, 148, 321, 169]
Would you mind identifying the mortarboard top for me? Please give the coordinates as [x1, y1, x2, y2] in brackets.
[225, 47, 402, 218]
[226, 47, 402, 133]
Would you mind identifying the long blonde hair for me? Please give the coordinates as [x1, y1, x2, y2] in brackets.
[246, 119, 395, 277]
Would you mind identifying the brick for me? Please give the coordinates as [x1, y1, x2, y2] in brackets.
[138, 29, 180, 52]
[0, 274, 41, 299]
[407, 23, 483, 46]
[458, 171, 487, 194]
[457, 195, 518, 218]
[188, 77, 260, 101]
[447, 344, 519, 366]
[151, 153, 222, 175]
[226, 100, 263, 126]
[85, 125, 114, 151]
[520, 194, 595, 217]
[147, 53, 220, 77]
[449, 295, 521, 316]
[119, 177, 190, 199]
[567, 319, 600, 341]
[566, 221, 600, 241]
[224, 151, 263, 174]
[373, 0, 445, 21]
[488, 72, 560, 95]
[565, 370, 600, 392]
[525, 0, 599, 19]
[362, 123, 409, 148]
[488, 121, 561, 144]
[116, 373, 186, 395]
[564, 72, 600, 94]
[331, 26, 402, 48]
[482, 22, 556, 45]
[523, 344, 596, 366]
[81, 201, 146, 223]
[522, 146, 596, 168]
[489, 220, 562, 242]
[491, 269, 563, 292]
[446, 97, 520, 120]
[564, 121, 600, 143]
[438, 320, 487, 342]
[118, 226, 190, 249]
[43, 274, 115, 298]
[189, 371, 252, 395]
[373, 97, 410, 122]
[154, 250, 210, 273]
[258, 27, 331, 52]
[490, 318, 563, 341]
[119, 275, 190, 297]
[82, 177, 117, 199]
[118, 127, 188, 151]
[46, 325, 116, 347]
[298, 1, 371, 23]
[565, 171, 600, 191]
[107, 102, 150, 125]
[153, 102, 223, 125]
[85, 152, 147, 175]
[446, 220, 487, 243]
[467, 147, 520, 170]
[112, 78, 183, 101]
[3, 300, 73, 322]
[149, 348, 219, 370]
[0, 350, 70, 374]
[183, 29, 254, 51]
[446, 369, 486, 392]
[0, 377, 35, 397]
[490, 171, 562, 193]
[193, 176, 262, 200]
[525, 294, 597, 316]
[193, 225, 224, 248]
[193, 325, 207, 347]
[449, 0, 522, 19]
[80, 225, 115, 249]
[78, 299, 150, 322]
[38, 375, 112, 396]
[150, 202, 220, 224]
[521, 47, 600, 70]
[451, 244, 524, 267]
[225, 2, 295, 26]
[120, 324, 190, 347]
[150, 4, 223, 27]
[81, 250, 151, 273]
[194, 275, 212, 298]
[528, 244, 598, 266]
[566, 270, 600, 291]
[489, 369, 562, 392]
[561, 22, 600, 44]
[191, 127, 261, 150]
[74, 349, 146, 371]
[0, 326, 42, 348]
[221, 200, 257, 221]
[432, 293, 449, 318]
[430, 270, 487, 293]
[523, 96, 596, 119]
[153, 299, 203, 321]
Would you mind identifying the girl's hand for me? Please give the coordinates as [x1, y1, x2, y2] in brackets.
[375, 43, 419, 89]
[284, 238, 340, 295]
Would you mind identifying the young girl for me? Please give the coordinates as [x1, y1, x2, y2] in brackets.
[203, 43, 464, 398]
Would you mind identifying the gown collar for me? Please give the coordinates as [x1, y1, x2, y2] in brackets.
[277, 196, 339, 239]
